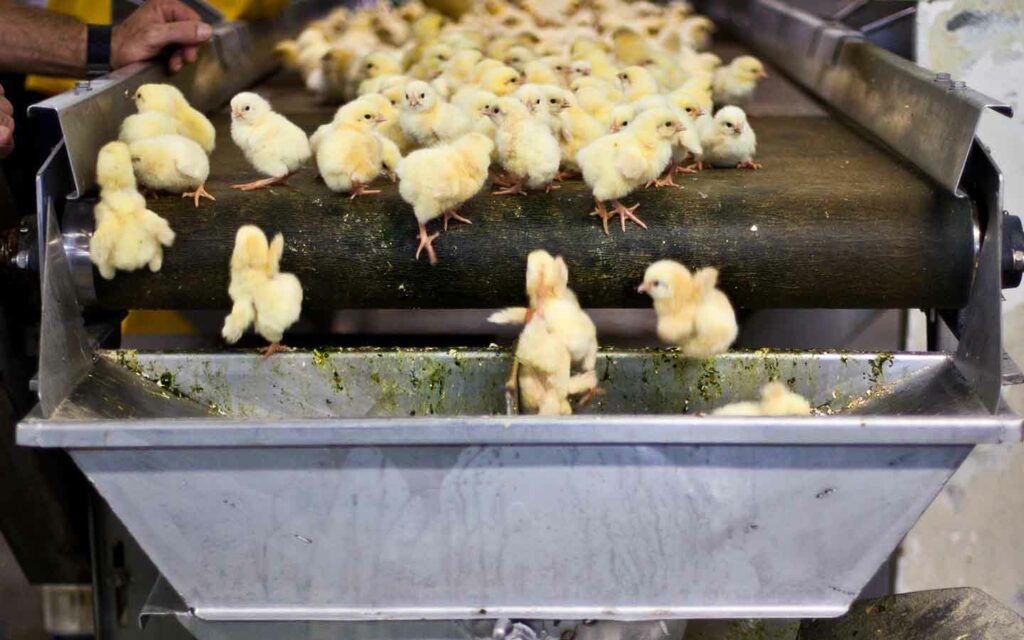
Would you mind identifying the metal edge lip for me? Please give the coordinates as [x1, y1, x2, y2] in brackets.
[17, 414, 1023, 448]
[190, 603, 850, 622]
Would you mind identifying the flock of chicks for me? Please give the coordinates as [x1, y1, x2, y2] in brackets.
[86, 0, 808, 415]
[278, 0, 765, 260]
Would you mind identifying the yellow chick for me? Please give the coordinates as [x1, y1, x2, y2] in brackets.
[669, 74, 714, 117]
[90, 142, 175, 280]
[452, 88, 500, 156]
[608, 103, 636, 133]
[319, 46, 358, 103]
[361, 92, 413, 156]
[637, 260, 738, 357]
[567, 59, 592, 84]
[221, 225, 304, 358]
[489, 250, 600, 406]
[396, 132, 494, 264]
[713, 382, 812, 417]
[680, 15, 715, 51]
[679, 48, 722, 79]
[438, 49, 485, 89]
[632, 95, 702, 183]
[408, 43, 453, 80]
[132, 84, 216, 154]
[618, 65, 659, 103]
[469, 58, 505, 83]
[485, 35, 521, 62]
[229, 92, 313, 191]
[476, 65, 523, 96]
[128, 134, 213, 207]
[349, 51, 403, 96]
[703, 106, 760, 169]
[399, 80, 471, 147]
[576, 108, 683, 233]
[513, 83, 568, 135]
[513, 315, 576, 416]
[316, 97, 400, 198]
[611, 27, 652, 66]
[502, 45, 536, 73]
[713, 55, 767, 106]
[118, 110, 178, 146]
[486, 97, 561, 195]
[523, 58, 565, 86]
[557, 92, 605, 179]
[571, 76, 620, 126]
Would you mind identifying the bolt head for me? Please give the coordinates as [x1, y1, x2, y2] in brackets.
[934, 72, 951, 82]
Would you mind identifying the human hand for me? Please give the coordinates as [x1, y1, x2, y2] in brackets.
[111, 0, 213, 73]
[0, 83, 13, 160]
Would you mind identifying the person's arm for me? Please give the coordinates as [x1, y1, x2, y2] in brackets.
[0, 0, 213, 77]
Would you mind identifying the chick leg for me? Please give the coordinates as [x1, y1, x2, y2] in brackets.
[231, 175, 290, 191]
[492, 175, 526, 196]
[589, 198, 614, 236]
[685, 159, 704, 172]
[737, 159, 763, 170]
[349, 181, 382, 199]
[555, 169, 581, 181]
[612, 200, 646, 231]
[415, 222, 440, 265]
[259, 342, 286, 359]
[673, 161, 698, 175]
[442, 209, 473, 231]
[646, 167, 680, 188]
[182, 184, 216, 208]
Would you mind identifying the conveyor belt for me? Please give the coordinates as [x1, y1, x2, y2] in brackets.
[83, 64, 976, 311]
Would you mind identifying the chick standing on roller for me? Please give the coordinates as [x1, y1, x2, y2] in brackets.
[637, 259, 738, 358]
[703, 106, 760, 170]
[230, 92, 312, 191]
[90, 142, 175, 280]
[487, 96, 561, 195]
[131, 84, 217, 153]
[315, 96, 401, 198]
[222, 225, 304, 358]
[577, 108, 684, 234]
[129, 134, 213, 208]
[399, 80, 470, 147]
[396, 132, 494, 265]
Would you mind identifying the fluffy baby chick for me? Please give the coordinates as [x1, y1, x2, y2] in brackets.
[131, 84, 217, 154]
[118, 110, 178, 146]
[703, 106, 760, 169]
[513, 316, 575, 416]
[611, 27, 653, 66]
[567, 59, 592, 83]
[514, 83, 568, 135]
[439, 49, 485, 89]
[90, 142, 175, 279]
[316, 97, 400, 198]
[399, 80, 471, 147]
[618, 66, 660, 103]
[637, 260, 738, 357]
[408, 43, 453, 80]
[680, 15, 715, 51]
[608, 103, 636, 133]
[489, 250, 600, 407]
[502, 45, 536, 73]
[129, 134, 213, 207]
[523, 58, 565, 86]
[577, 108, 683, 234]
[349, 51, 403, 96]
[557, 92, 605, 179]
[571, 76, 620, 126]
[476, 65, 523, 97]
[487, 96, 561, 195]
[713, 382, 812, 417]
[452, 88, 500, 157]
[633, 95, 702, 182]
[713, 55, 767, 106]
[669, 75, 714, 118]
[230, 92, 312, 191]
[222, 225, 303, 357]
[396, 132, 494, 265]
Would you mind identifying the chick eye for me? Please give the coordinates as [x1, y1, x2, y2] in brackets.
[364, 113, 372, 119]
[725, 122, 733, 128]
[367, 62, 375, 69]
[652, 280, 662, 287]
[549, 98, 557, 104]
[390, 99, 397, 105]
[664, 121, 672, 126]
[555, 65, 565, 71]
[535, 98, 542, 104]
[244, 105, 251, 111]
[420, 93, 425, 98]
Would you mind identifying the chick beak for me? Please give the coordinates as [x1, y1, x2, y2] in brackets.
[580, 68, 591, 77]
[735, 123, 744, 134]
[609, 123, 621, 132]
[559, 99, 571, 111]
[637, 282, 652, 294]
[675, 122, 686, 132]
[374, 114, 388, 123]
[231, 108, 242, 119]
[695, 107, 705, 117]
[757, 69, 768, 78]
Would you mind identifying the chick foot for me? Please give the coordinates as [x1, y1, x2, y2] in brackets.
[673, 162, 698, 175]
[646, 171, 680, 188]
[442, 209, 473, 231]
[555, 169, 581, 181]
[349, 181, 382, 199]
[492, 179, 526, 196]
[612, 200, 646, 231]
[686, 160, 704, 172]
[415, 222, 439, 265]
[232, 175, 289, 191]
[182, 184, 216, 208]
[490, 171, 517, 187]
[589, 198, 614, 236]
[737, 159, 762, 170]
[576, 385, 606, 409]
[259, 342, 286, 359]
[544, 182, 561, 193]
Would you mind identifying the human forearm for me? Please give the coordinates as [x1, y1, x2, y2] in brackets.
[0, 2, 87, 77]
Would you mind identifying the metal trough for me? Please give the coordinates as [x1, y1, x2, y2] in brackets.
[17, 349, 1021, 622]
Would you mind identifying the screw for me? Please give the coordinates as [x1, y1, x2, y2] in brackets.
[948, 80, 967, 91]
[13, 250, 30, 270]
[1013, 250, 1024, 273]
[934, 72, 951, 82]
[73, 80, 92, 94]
